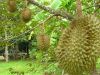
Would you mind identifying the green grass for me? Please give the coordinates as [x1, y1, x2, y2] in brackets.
[0, 60, 60, 75]
[96, 58, 100, 69]
[0, 60, 31, 75]
[0, 59, 100, 75]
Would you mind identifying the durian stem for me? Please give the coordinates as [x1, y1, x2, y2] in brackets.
[39, 23, 45, 34]
[25, 0, 28, 7]
[39, 15, 54, 34]
[76, 0, 83, 16]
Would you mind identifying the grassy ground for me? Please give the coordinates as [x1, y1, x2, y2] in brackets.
[0, 60, 32, 75]
[0, 59, 100, 75]
[0, 60, 60, 75]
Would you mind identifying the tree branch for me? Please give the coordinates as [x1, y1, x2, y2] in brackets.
[0, 15, 54, 42]
[28, 0, 74, 21]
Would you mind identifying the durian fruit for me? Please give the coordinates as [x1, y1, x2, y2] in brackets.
[21, 8, 31, 23]
[36, 33, 50, 51]
[7, 0, 16, 12]
[55, 15, 100, 75]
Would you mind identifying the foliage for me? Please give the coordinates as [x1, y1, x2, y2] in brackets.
[0, 0, 29, 46]
[0, 0, 99, 46]
[0, 0, 100, 75]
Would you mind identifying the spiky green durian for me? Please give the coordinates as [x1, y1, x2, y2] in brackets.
[7, 0, 16, 12]
[36, 33, 50, 51]
[21, 8, 31, 23]
[55, 15, 100, 75]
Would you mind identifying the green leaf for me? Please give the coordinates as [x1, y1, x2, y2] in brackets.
[50, 0, 62, 10]
[34, 11, 46, 21]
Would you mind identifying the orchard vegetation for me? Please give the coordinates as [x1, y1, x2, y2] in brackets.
[0, 0, 100, 75]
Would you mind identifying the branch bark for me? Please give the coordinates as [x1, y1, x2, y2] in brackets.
[28, 0, 74, 21]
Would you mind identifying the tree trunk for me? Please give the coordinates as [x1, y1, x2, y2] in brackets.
[5, 44, 8, 62]
[4, 25, 9, 62]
